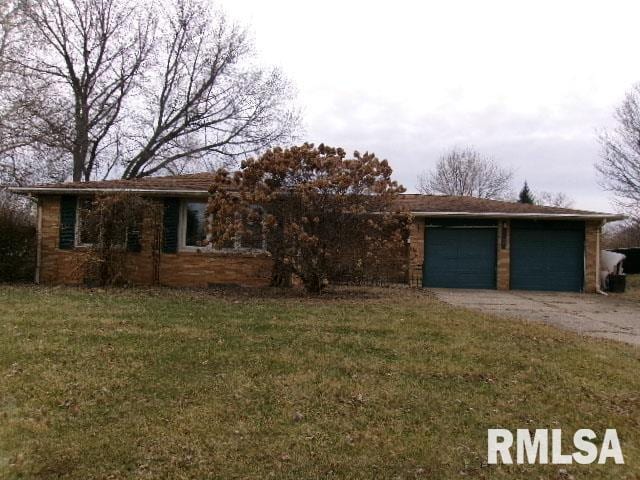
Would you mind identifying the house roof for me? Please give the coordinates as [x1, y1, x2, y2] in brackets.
[8, 173, 624, 221]
[395, 194, 623, 220]
[9, 172, 220, 195]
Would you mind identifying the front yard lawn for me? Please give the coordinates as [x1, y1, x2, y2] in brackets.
[0, 285, 639, 479]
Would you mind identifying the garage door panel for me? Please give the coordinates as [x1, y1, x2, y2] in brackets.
[510, 223, 584, 292]
[424, 227, 497, 289]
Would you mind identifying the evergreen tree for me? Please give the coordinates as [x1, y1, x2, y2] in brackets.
[518, 181, 535, 204]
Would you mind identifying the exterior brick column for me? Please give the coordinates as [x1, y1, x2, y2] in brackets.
[496, 220, 510, 290]
[408, 217, 425, 287]
[584, 220, 601, 293]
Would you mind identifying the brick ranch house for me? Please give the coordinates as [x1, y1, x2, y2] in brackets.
[11, 173, 623, 293]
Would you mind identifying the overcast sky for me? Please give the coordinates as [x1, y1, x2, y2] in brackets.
[219, 0, 640, 212]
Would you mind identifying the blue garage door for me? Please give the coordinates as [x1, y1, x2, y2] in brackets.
[424, 223, 497, 289]
[510, 221, 584, 292]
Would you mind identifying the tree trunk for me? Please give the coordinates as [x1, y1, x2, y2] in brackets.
[303, 273, 324, 294]
[72, 99, 90, 182]
[270, 251, 293, 287]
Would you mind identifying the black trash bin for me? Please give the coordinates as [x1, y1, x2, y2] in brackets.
[608, 274, 626, 293]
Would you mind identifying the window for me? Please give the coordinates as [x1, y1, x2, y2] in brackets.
[182, 201, 208, 248]
[178, 199, 265, 252]
[75, 197, 131, 248]
[184, 202, 207, 247]
[76, 197, 97, 246]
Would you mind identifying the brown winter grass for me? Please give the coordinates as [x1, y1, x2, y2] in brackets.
[620, 274, 640, 302]
[0, 285, 639, 479]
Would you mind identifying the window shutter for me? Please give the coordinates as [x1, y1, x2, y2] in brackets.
[59, 195, 77, 249]
[162, 198, 180, 253]
[126, 224, 142, 252]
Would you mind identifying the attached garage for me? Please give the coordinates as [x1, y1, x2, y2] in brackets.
[401, 194, 624, 293]
[510, 220, 585, 292]
[423, 220, 497, 289]
[422, 218, 589, 292]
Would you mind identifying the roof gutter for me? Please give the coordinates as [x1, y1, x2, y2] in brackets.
[7, 186, 210, 197]
[410, 211, 625, 221]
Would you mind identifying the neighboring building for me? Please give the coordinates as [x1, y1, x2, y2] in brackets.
[10, 173, 623, 292]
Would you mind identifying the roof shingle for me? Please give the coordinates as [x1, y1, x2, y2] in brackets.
[9, 173, 623, 220]
[21, 172, 220, 192]
[394, 194, 613, 217]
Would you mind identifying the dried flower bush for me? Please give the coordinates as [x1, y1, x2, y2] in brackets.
[208, 143, 411, 293]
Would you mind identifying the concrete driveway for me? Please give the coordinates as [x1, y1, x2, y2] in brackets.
[430, 289, 640, 346]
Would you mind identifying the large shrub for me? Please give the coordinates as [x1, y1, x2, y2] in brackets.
[208, 143, 411, 293]
[0, 196, 36, 282]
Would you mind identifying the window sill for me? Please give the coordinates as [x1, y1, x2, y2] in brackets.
[176, 247, 270, 258]
[70, 244, 130, 251]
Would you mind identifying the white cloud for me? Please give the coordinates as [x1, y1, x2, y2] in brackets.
[219, 0, 640, 211]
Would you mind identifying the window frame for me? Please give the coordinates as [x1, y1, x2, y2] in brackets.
[74, 196, 131, 250]
[178, 199, 210, 251]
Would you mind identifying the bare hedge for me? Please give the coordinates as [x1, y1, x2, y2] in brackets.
[0, 198, 36, 282]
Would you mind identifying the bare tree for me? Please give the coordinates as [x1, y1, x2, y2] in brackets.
[602, 219, 640, 249]
[0, 1, 27, 157]
[598, 83, 640, 209]
[13, 0, 155, 181]
[417, 147, 513, 199]
[6, 0, 298, 183]
[0, 2, 69, 188]
[123, 1, 298, 179]
[537, 191, 574, 208]
[0, 2, 18, 73]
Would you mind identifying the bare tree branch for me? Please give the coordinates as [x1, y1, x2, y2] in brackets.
[123, 0, 298, 179]
[598, 83, 640, 211]
[416, 147, 513, 200]
[537, 191, 574, 208]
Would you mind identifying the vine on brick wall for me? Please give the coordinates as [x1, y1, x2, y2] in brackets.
[78, 193, 161, 286]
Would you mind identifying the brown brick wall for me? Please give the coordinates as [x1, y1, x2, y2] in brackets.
[37, 196, 273, 288]
[158, 252, 272, 288]
[584, 220, 601, 293]
[39, 196, 87, 284]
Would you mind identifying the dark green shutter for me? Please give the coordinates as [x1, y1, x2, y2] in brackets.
[126, 224, 142, 252]
[59, 196, 77, 249]
[162, 198, 180, 253]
